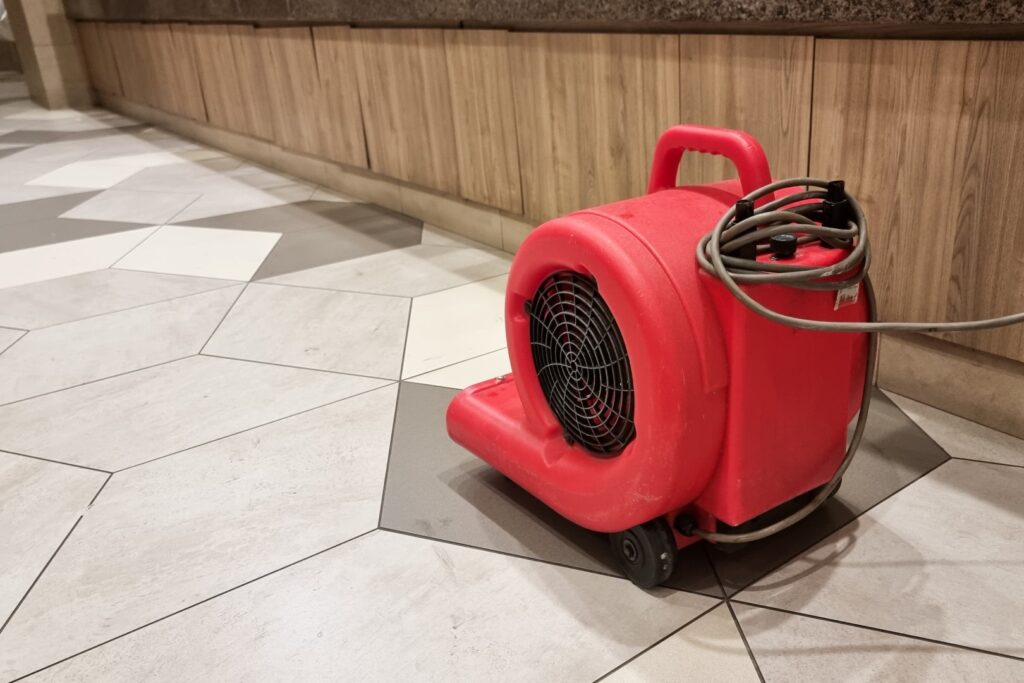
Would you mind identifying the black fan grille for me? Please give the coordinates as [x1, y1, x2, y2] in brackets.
[528, 271, 636, 455]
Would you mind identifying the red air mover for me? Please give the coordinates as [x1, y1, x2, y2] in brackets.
[447, 125, 871, 587]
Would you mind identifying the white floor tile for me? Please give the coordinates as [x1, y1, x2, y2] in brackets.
[114, 225, 281, 281]
[736, 604, 1024, 682]
[0, 227, 158, 289]
[0, 286, 242, 405]
[402, 274, 507, 378]
[0, 161, 59, 185]
[605, 605, 758, 683]
[738, 459, 1024, 657]
[60, 188, 200, 225]
[886, 391, 1024, 468]
[0, 453, 106, 627]
[265, 244, 511, 297]
[0, 355, 388, 471]
[0, 387, 398, 678]
[12, 531, 716, 682]
[204, 283, 409, 379]
[406, 349, 511, 389]
[0, 269, 238, 330]
[26, 161, 143, 189]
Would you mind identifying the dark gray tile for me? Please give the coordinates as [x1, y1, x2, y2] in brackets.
[0, 191, 101, 226]
[379, 382, 723, 597]
[0, 146, 27, 161]
[706, 389, 950, 595]
[174, 200, 387, 234]
[0, 125, 148, 146]
[251, 210, 423, 280]
[0, 217, 148, 253]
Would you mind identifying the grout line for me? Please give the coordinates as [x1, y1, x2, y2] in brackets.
[591, 600, 726, 682]
[115, 380, 397, 473]
[27, 280, 243, 332]
[704, 542, 765, 681]
[402, 346, 508, 384]
[199, 352, 398, 384]
[730, 600, 1024, 664]
[0, 329, 27, 358]
[197, 283, 248, 355]
[0, 355, 192, 410]
[0, 516, 83, 637]
[381, 528, 719, 601]
[11, 528, 379, 682]
[947, 455, 1024, 470]
[108, 225, 165, 269]
[1, 449, 112, 475]
[377, 301, 415, 526]
[726, 457, 951, 597]
[727, 599, 766, 682]
[87, 473, 114, 507]
[246, 279, 413, 302]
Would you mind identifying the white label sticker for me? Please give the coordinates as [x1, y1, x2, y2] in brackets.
[834, 284, 860, 310]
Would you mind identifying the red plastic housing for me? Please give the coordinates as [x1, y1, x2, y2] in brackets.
[446, 125, 869, 539]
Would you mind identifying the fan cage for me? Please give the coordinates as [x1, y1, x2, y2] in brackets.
[527, 271, 636, 455]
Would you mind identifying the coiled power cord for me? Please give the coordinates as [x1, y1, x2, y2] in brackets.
[691, 178, 1024, 543]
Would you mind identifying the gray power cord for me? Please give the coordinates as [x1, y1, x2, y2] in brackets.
[691, 178, 1024, 543]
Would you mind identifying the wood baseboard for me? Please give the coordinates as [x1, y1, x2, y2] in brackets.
[878, 333, 1024, 440]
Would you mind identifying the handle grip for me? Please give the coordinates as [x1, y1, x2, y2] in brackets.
[646, 124, 775, 201]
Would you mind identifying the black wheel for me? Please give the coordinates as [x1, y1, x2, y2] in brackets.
[609, 518, 676, 588]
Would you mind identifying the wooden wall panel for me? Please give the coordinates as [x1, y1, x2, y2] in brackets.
[77, 22, 122, 96]
[679, 35, 813, 184]
[189, 24, 273, 139]
[812, 39, 1024, 361]
[311, 27, 368, 168]
[156, 25, 206, 121]
[106, 23, 151, 107]
[252, 26, 367, 168]
[353, 28, 459, 195]
[444, 30, 522, 214]
[509, 33, 680, 221]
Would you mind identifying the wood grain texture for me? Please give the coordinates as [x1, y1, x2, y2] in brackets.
[311, 26, 368, 168]
[353, 28, 459, 195]
[77, 21, 122, 96]
[159, 24, 206, 121]
[678, 34, 813, 183]
[812, 39, 1024, 361]
[509, 32, 680, 221]
[443, 30, 522, 214]
[105, 23, 150, 107]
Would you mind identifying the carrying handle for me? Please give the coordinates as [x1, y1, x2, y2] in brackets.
[646, 125, 775, 202]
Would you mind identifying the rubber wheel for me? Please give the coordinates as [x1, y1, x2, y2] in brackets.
[609, 519, 676, 589]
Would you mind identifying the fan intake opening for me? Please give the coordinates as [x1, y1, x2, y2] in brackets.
[527, 271, 636, 455]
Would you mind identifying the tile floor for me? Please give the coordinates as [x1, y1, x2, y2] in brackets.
[1, 71, 1023, 681]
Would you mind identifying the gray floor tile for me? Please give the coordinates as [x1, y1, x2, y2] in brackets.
[706, 390, 950, 595]
[736, 604, 1024, 682]
[13, 531, 716, 683]
[204, 283, 410, 379]
[265, 243, 512, 297]
[0, 269, 238, 330]
[61, 188, 201, 225]
[174, 200, 385, 234]
[738, 458, 1024, 657]
[886, 391, 1024, 468]
[0, 452, 107, 627]
[0, 387, 398, 677]
[251, 211, 423, 280]
[0, 355, 389, 471]
[379, 382, 723, 596]
[0, 216, 147, 253]
[0, 286, 242, 405]
[0, 191, 99, 225]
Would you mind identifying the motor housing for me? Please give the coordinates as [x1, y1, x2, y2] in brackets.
[446, 125, 869, 545]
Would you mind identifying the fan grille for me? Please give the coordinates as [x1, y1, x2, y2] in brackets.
[528, 271, 636, 455]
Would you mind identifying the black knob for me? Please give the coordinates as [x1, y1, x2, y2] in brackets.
[770, 234, 798, 259]
[734, 199, 757, 260]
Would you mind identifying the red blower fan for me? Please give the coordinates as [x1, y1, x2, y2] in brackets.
[449, 124, 998, 588]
